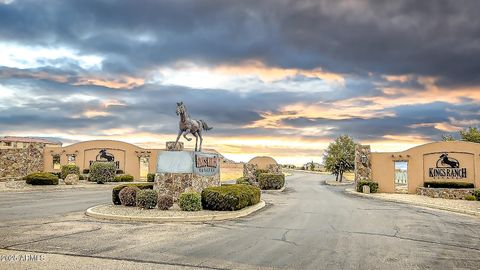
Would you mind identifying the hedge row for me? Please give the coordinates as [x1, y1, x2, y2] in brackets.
[112, 183, 153, 205]
[424, 181, 474, 189]
[356, 180, 379, 193]
[201, 184, 261, 211]
[113, 174, 134, 182]
[24, 172, 59, 185]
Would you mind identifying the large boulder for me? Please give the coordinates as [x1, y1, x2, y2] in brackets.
[64, 174, 79, 185]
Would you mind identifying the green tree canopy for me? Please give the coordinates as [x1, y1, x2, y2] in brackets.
[323, 135, 356, 182]
[441, 127, 480, 143]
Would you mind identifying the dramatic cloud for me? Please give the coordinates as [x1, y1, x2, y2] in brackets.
[0, 0, 479, 164]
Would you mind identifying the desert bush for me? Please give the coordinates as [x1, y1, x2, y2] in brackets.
[112, 183, 153, 205]
[114, 174, 134, 182]
[236, 177, 250, 185]
[178, 192, 202, 211]
[465, 195, 476, 201]
[24, 172, 59, 185]
[157, 194, 174, 210]
[202, 184, 261, 211]
[136, 189, 158, 209]
[258, 173, 285, 190]
[116, 169, 124, 174]
[61, 164, 80, 179]
[356, 180, 379, 193]
[424, 181, 474, 189]
[254, 169, 268, 180]
[147, 173, 156, 182]
[474, 189, 480, 201]
[79, 175, 85, 180]
[119, 186, 140, 206]
[90, 162, 116, 184]
[50, 172, 62, 179]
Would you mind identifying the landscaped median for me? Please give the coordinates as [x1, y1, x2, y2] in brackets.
[345, 188, 480, 217]
[87, 183, 267, 222]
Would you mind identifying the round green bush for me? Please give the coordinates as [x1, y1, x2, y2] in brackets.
[24, 172, 59, 185]
[90, 162, 116, 184]
[157, 194, 174, 210]
[114, 174, 134, 182]
[119, 186, 140, 206]
[258, 173, 285, 190]
[236, 177, 250, 185]
[465, 195, 476, 201]
[356, 180, 379, 193]
[112, 183, 154, 205]
[178, 192, 202, 211]
[61, 164, 80, 179]
[201, 184, 261, 211]
[136, 189, 158, 209]
[254, 169, 268, 180]
[474, 189, 480, 201]
[147, 173, 156, 182]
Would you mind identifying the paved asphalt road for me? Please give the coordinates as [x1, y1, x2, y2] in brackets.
[1, 172, 480, 270]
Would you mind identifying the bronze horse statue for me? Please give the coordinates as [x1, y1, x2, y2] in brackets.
[174, 102, 213, 152]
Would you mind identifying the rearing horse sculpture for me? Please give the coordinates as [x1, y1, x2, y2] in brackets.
[174, 102, 213, 152]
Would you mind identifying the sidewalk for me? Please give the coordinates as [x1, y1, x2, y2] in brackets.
[345, 188, 480, 217]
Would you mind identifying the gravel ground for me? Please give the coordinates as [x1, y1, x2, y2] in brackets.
[361, 191, 480, 215]
[91, 203, 252, 218]
[0, 180, 129, 192]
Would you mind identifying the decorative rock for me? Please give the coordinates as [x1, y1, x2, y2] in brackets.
[243, 163, 258, 184]
[154, 172, 220, 201]
[354, 145, 372, 183]
[64, 174, 79, 185]
[0, 144, 45, 180]
[166, 141, 184, 151]
[417, 187, 474, 200]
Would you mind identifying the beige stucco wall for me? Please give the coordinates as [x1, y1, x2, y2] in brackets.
[248, 156, 278, 170]
[44, 140, 161, 180]
[371, 141, 480, 194]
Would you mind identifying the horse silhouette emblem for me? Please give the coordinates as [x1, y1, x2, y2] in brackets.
[96, 149, 115, 162]
[436, 153, 459, 168]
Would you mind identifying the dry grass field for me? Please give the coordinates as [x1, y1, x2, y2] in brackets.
[220, 167, 244, 182]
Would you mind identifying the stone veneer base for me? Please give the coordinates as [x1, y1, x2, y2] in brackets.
[416, 187, 475, 200]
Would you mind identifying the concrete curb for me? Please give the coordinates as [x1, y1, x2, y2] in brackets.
[345, 188, 480, 217]
[85, 200, 266, 222]
[262, 185, 286, 193]
[325, 180, 354, 186]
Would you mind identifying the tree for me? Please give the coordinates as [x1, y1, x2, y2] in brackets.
[441, 134, 455, 141]
[309, 161, 315, 171]
[460, 127, 480, 143]
[323, 135, 356, 182]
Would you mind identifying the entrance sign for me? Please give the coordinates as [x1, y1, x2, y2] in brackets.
[423, 152, 474, 182]
[193, 152, 219, 176]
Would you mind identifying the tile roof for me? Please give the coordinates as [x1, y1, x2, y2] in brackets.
[0, 136, 62, 145]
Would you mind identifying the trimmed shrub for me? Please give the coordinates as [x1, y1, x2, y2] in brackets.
[178, 192, 202, 211]
[82, 169, 90, 174]
[136, 189, 158, 209]
[202, 184, 261, 211]
[90, 162, 116, 184]
[24, 172, 59, 185]
[119, 186, 140, 206]
[50, 172, 62, 179]
[236, 177, 250, 185]
[465, 195, 476, 201]
[147, 173, 156, 182]
[79, 175, 85, 180]
[356, 180, 379, 193]
[424, 181, 474, 189]
[114, 174, 134, 182]
[258, 173, 285, 190]
[158, 194, 174, 210]
[61, 164, 80, 179]
[474, 189, 480, 201]
[254, 169, 268, 180]
[116, 169, 124, 174]
[112, 183, 153, 205]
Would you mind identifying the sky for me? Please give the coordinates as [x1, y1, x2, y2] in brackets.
[1, 0, 480, 165]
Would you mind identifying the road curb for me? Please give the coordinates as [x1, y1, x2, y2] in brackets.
[345, 189, 480, 217]
[85, 200, 266, 222]
[262, 185, 286, 193]
[325, 180, 354, 186]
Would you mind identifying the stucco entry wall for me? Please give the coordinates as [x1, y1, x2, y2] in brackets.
[44, 140, 160, 180]
[371, 141, 480, 194]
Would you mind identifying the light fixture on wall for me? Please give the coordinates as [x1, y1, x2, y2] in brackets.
[361, 154, 368, 165]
